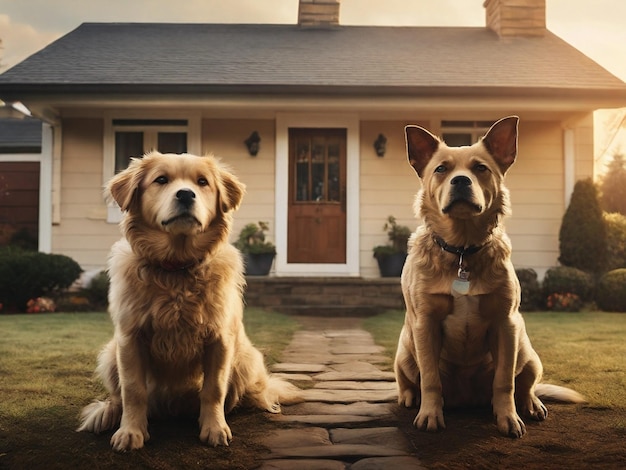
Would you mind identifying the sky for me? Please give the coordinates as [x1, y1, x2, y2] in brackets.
[1, 0, 626, 82]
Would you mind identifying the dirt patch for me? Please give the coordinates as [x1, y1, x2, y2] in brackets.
[2, 402, 624, 469]
[394, 403, 626, 469]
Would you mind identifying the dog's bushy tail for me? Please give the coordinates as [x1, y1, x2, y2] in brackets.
[76, 398, 122, 433]
[535, 384, 586, 404]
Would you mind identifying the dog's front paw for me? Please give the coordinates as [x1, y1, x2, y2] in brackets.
[398, 389, 415, 408]
[521, 395, 548, 421]
[414, 405, 445, 432]
[199, 421, 232, 447]
[110, 425, 150, 451]
[495, 411, 526, 438]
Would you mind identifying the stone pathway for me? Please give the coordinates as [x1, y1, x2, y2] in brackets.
[259, 317, 425, 470]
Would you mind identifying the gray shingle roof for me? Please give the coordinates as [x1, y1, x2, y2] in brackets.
[0, 23, 624, 98]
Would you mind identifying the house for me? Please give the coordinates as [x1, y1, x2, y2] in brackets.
[1, 0, 625, 284]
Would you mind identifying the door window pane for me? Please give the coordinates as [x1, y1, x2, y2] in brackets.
[296, 140, 309, 201]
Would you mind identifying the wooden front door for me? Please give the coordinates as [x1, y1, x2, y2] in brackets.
[288, 128, 347, 263]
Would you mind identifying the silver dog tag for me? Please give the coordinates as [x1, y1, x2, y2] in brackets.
[451, 268, 470, 296]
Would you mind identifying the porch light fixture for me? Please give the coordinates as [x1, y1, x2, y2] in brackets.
[245, 131, 261, 156]
[374, 133, 387, 157]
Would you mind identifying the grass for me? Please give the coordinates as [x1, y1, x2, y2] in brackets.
[0, 309, 299, 469]
[362, 310, 626, 410]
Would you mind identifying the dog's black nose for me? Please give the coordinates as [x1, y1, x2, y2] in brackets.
[451, 175, 472, 186]
[176, 188, 196, 207]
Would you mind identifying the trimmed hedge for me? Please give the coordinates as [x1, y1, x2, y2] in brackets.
[596, 269, 626, 312]
[558, 178, 607, 274]
[0, 248, 82, 312]
[543, 266, 594, 302]
[515, 268, 543, 311]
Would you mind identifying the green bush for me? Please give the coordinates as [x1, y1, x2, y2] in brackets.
[604, 212, 626, 271]
[82, 270, 110, 309]
[515, 268, 543, 311]
[596, 269, 626, 312]
[558, 178, 607, 274]
[543, 266, 594, 302]
[0, 248, 82, 312]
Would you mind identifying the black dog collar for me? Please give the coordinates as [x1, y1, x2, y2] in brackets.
[432, 235, 483, 257]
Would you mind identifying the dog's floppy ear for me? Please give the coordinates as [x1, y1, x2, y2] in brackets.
[405, 125, 440, 178]
[482, 116, 519, 174]
[105, 157, 144, 211]
[217, 167, 246, 213]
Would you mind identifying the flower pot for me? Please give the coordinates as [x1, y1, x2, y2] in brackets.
[244, 252, 275, 276]
[376, 252, 407, 277]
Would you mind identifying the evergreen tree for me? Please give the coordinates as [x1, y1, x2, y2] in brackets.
[558, 178, 607, 274]
[599, 152, 626, 215]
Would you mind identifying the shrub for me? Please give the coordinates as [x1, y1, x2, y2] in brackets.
[515, 268, 542, 311]
[0, 248, 82, 312]
[558, 178, 607, 274]
[543, 266, 594, 302]
[596, 269, 626, 312]
[83, 270, 110, 309]
[604, 212, 626, 271]
[546, 292, 583, 312]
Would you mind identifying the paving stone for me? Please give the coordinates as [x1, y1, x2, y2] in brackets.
[280, 354, 335, 364]
[271, 372, 314, 382]
[271, 363, 328, 373]
[313, 370, 396, 382]
[265, 444, 407, 459]
[283, 402, 393, 417]
[324, 354, 391, 365]
[301, 388, 397, 404]
[350, 456, 427, 470]
[259, 427, 331, 448]
[259, 459, 346, 470]
[314, 381, 396, 391]
[324, 329, 372, 338]
[329, 427, 409, 452]
[270, 414, 379, 425]
[329, 362, 385, 373]
[331, 345, 385, 354]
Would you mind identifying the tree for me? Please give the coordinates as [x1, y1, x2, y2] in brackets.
[558, 178, 607, 274]
[599, 152, 626, 215]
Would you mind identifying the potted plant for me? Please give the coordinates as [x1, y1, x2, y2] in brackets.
[234, 221, 276, 276]
[373, 215, 411, 277]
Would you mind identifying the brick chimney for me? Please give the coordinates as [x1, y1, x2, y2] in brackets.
[484, 0, 546, 37]
[298, 0, 340, 27]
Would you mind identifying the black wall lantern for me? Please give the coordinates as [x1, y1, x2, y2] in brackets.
[245, 131, 261, 156]
[374, 133, 387, 157]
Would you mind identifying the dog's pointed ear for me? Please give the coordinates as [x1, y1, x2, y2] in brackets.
[105, 157, 144, 211]
[482, 116, 519, 174]
[405, 125, 440, 178]
[217, 167, 246, 213]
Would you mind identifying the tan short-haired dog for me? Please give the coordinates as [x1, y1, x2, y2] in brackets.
[394, 117, 583, 437]
[78, 152, 300, 451]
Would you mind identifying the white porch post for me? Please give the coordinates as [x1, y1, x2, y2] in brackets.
[563, 128, 576, 208]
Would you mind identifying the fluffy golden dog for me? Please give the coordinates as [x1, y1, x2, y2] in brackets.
[394, 117, 583, 438]
[78, 151, 300, 451]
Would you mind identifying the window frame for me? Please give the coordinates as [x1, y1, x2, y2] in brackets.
[441, 120, 492, 146]
[103, 112, 201, 223]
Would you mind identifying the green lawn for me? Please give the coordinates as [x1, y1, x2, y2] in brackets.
[0, 309, 298, 414]
[362, 310, 626, 409]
